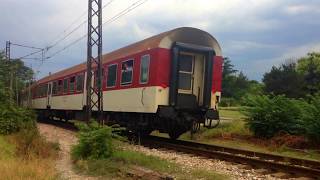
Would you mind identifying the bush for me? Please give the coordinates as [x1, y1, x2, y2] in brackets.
[0, 104, 36, 135]
[200, 120, 251, 139]
[10, 128, 59, 159]
[304, 95, 320, 143]
[220, 97, 240, 107]
[72, 121, 113, 160]
[242, 95, 307, 138]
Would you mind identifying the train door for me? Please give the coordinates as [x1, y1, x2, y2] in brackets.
[177, 52, 205, 108]
[47, 82, 52, 108]
[193, 54, 205, 106]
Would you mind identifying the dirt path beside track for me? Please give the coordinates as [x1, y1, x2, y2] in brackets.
[38, 123, 97, 180]
[38, 122, 285, 180]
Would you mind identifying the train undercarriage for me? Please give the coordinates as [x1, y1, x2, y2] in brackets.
[36, 106, 220, 139]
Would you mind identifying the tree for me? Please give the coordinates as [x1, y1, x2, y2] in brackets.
[221, 57, 257, 105]
[263, 62, 305, 98]
[222, 57, 238, 97]
[222, 57, 238, 78]
[0, 50, 34, 103]
[297, 52, 320, 95]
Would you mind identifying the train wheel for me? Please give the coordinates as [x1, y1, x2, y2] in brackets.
[169, 131, 180, 140]
[191, 121, 200, 133]
[139, 129, 153, 136]
[204, 118, 220, 129]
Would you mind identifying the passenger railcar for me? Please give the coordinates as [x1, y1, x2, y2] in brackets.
[22, 27, 223, 139]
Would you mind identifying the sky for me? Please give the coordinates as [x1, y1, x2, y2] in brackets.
[1, 0, 320, 81]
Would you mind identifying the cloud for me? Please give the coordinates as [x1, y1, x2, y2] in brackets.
[1, 0, 320, 80]
[285, 4, 320, 15]
[244, 42, 320, 80]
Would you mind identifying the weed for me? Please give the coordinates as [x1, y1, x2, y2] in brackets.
[199, 120, 251, 139]
[7, 128, 59, 159]
[72, 121, 113, 160]
[74, 148, 229, 180]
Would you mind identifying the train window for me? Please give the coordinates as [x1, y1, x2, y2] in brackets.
[48, 83, 52, 95]
[63, 79, 68, 93]
[44, 84, 48, 96]
[52, 81, 58, 95]
[121, 59, 133, 85]
[69, 76, 75, 93]
[178, 54, 194, 91]
[37, 86, 40, 97]
[36, 86, 39, 97]
[179, 73, 192, 90]
[39, 84, 46, 97]
[106, 64, 117, 87]
[140, 55, 150, 84]
[94, 69, 104, 88]
[58, 80, 63, 94]
[39, 85, 43, 97]
[76, 74, 84, 92]
[179, 55, 193, 72]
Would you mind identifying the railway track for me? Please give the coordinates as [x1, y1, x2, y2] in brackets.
[38, 120, 320, 179]
[140, 136, 320, 179]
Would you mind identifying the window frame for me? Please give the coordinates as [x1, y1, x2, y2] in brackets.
[139, 54, 150, 84]
[178, 53, 195, 93]
[94, 68, 104, 89]
[106, 63, 118, 88]
[76, 73, 84, 92]
[63, 78, 68, 94]
[69, 76, 76, 93]
[58, 79, 63, 94]
[120, 59, 134, 86]
[52, 81, 58, 95]
[44, 83, 48, 97]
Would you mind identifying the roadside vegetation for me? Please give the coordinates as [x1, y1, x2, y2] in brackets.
[0, 52, 59, 179]
[72, 121, 228, 179]
[187, 52, 320, 161]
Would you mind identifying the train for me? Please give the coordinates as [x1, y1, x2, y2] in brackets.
[21, 27, 223, 139]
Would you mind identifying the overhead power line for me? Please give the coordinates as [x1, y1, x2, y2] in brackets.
[47, 11, 87, 47]
[46, 21, 87, 51]
[46, 0, 114, 51]
[46, 34, 86, 59]
[45, 0, 148, 60]
[102, 0, 147, 26]
[16, 49, 44, 60]
[20, 57, 43, 61]
[10, 43, 43, 50]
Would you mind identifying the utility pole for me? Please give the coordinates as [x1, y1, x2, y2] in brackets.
[5, 41, 13, 91]
[5, 41, 10, 60]
[86, 0, 103, 123]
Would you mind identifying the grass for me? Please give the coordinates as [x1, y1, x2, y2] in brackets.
[0, 135, 14, 159]
[198, 120, 251, 139]
[74, 144, 229, 180]
[0, 130, 59, 180]
[0, 158, 57, 180]
[219, 106, 247, 120]
[180, 106, 320, 162]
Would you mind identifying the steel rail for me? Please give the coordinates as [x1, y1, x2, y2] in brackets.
[142, 136, 320, 178]
[37, 120, 320, 178]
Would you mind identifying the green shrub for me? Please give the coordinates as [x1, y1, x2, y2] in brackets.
[0, 104, 36, 135]
[304, 95, 320, 143]
[220, 97, 240, 107]
[0, 81, 36, 135]
[242, 95, 307, 138]
[10, 127, 59, 159]
[72, 121, 113, 160]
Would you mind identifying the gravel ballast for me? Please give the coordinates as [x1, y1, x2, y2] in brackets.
[38, 123, 299, 180]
